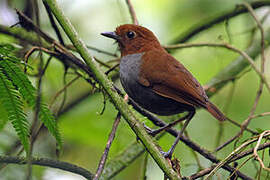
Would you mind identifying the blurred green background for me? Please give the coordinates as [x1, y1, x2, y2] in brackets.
[0, 0, 269, 179]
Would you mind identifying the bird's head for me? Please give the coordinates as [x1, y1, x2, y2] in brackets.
[101, 24, 161, 56]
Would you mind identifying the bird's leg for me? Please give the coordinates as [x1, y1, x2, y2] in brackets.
[162, 110, 195, 158]
[145, 113, 190, 137]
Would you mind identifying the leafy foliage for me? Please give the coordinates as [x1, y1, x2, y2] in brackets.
[39, 103, 62, 148]
[0, 44, 62, 152]
[0, 105, 8, 131]
[0, 70, 30, 153]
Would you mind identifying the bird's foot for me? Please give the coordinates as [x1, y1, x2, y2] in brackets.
[160, 150, 172, 159]
[143, 124, 160, 137]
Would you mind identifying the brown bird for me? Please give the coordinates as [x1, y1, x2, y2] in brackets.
[101, 24, 226, 158]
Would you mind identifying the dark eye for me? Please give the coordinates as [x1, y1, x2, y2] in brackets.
[126, 31, 136, 39]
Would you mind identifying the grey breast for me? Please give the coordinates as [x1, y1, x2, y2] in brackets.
[119, 53, 143, 100]
[119, 53, 192, 116]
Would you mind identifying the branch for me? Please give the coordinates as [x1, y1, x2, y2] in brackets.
[253, 131, 270, 172]
[214, 2, 269, 152]
[0, 24, 50, 48]
[189, 141, 270, 179]
[94, 112, 121, 180]
[170, 1, 270, 44]
[125, 0, 139, 25]
[232, 142, 270, 162]
[242, 2, 266, 73]
[103, 98, 253, 180]
[204, 26, 270, 97]
[204, 132, 270, 179]
[100, 141, 146, 179]
[42, 0, 181, 179]
[0, 155, 93, 180]
[43, 1, 65, 45]
[250, 111, 270, 119]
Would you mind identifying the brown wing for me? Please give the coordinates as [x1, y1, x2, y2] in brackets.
[139, 49, 208, 108]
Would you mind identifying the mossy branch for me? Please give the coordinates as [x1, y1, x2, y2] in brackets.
[170, 1, 270, 44]
[42, 0, 181, 179]
[0, 25, 50, 48]
[0, 155, 93, 180]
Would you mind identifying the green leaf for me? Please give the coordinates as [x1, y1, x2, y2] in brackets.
[0, 103, 8, 131]
[0, 69, 30, 153]
[39, 104, 62, 149]
[0, 58, 36, 106]
[0, 44, 62, 149]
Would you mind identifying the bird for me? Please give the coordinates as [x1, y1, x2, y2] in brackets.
[101, 24, 226, 158]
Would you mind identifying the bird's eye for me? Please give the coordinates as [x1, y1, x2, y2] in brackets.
[126, 31, 136, 39]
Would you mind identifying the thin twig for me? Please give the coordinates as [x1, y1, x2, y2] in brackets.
[232, 9, 270, 37]
[24, 46, 57, 72]
[227, 156, 253, 180]
[16, 9, 92, 75]
[87, 45, 118, 57]
[215, 81, 236, 149]
[204, 133, 270, 180]
[165, 42, 270, 92]
[214, 87, 263, 152]
[26, 5, 44, 178]
[94, 112, 121, 180]
[231, 142, 270, 162]
[49, 74, 80, 108]
[67, 44, 118, 57]
[125, 0, 139, 25]
[170, 1, 270, 44]
[242, 2, 266, 73]
[214, 2, 268, 152]
[205, 146, 243, 179]
[250, 112, 270, 119]
[141, 153, 149, 180]
[189, 142, 270, 179]
[105, 63, 119, 75]
[43, 1, 65, 45]
[56, 70, 68, 116]
[253, 131, 270, 172]
[16, 9, 55, 43]
[184, 130, 204, 171]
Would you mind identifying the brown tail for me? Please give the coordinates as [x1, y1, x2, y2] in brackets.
[206, 101, 226, 121]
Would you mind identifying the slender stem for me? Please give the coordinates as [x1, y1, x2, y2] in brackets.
[204, 133, 270, 179]
[253, 131, 270, 172]
[189, 142, 270, 179]
[242, 2, 266, 73]
[94, 112, 121, 180]
[125, 0, 139, 25]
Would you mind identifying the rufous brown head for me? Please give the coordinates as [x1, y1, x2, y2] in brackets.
[101, 24, 162, 56]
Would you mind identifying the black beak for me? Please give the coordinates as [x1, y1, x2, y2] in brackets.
[101, 31, 120, 41]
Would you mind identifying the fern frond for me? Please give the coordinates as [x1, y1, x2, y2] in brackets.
[0, 59, 36, 106]
[0, 103, 8, 131]
[0, 47, 62, 148]
[0, 69, 30, 153]
[39, 104, 62, 149]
